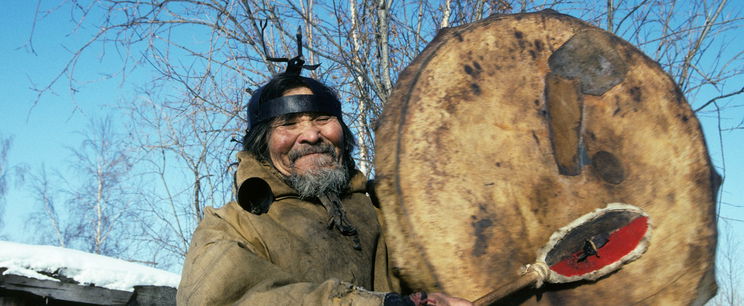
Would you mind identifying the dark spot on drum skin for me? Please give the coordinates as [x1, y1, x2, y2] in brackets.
[624, 48, 634, 61]
[532, 130, 541, 146]
[587, 131, 597, 141]
[629, 86, 642, 103]
[464, 62, 482, 77]
[472, 217, 493, 257]
[534, 39, 544, 52]
[514, 31, 527, 49]
[532, 177, 559, 225]
[545, 288, 579, 305]
[672, 87, 685, 104]
[685, 244, 706, 271]
[591, 151, 626, 184]
[464, 64, 474, 75]
[548, 30, 628, 95]
[453, 31, 464, 42]
[470, 83, 481, 95]
[443, 95, 458, 114]
[710, 170, 723, 204]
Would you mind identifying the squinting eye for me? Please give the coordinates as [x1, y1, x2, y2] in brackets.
[273, 121, 297, 128]
[314, 116, 333, 123]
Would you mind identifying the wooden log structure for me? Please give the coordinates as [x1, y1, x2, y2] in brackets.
[374, 10, 719, 305]
[0, 268, 176, 306]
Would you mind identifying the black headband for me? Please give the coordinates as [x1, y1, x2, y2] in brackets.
[254, 94, 342, 125]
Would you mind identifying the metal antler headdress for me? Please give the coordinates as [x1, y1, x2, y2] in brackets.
[246, 24, 339, 129]
[261, 24, 320, 75]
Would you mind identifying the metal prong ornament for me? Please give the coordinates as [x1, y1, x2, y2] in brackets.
[261, 25, 320, 76]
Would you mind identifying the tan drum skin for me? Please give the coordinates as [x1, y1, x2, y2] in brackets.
[374, 10, 718, 305]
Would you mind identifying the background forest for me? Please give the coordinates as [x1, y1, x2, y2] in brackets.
[0, 0, 742, 304]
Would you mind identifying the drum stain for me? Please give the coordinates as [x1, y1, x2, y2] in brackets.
[453, 31, 464, 42]
[545, 73, 584, 176]
[470, 83, 482, 95]
[532, 177, 560, 225]
[463, 62, 483, 95]
[464, 64, 474, 75]
[532, 130, 541, 146]
[534, 39, 544, 52]
[463, 61, 482, 77]
[591, 151, 625, 184]
[472, 217, 494, 257]
[548, 29, 628, 96]
[629, 86, 642, 103]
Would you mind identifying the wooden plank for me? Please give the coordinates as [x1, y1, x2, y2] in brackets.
[0, 272, 131, 305]
[128, 285, 177, 306]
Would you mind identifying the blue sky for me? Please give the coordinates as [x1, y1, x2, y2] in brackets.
[1, 0, 742, 288]
[0, 2, 148, 240]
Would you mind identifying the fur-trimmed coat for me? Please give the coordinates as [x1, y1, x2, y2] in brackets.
[177, 151, 400, 305]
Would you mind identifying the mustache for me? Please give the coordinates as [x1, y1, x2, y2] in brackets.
[288, 142, 338, 164]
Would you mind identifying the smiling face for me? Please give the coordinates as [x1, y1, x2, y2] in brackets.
[267, 87, 345, 177]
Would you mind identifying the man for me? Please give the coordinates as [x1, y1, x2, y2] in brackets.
[177, 73, 471, 305]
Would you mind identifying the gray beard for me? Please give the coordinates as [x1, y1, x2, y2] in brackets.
[284, 141, 349, 198]
[286, 163, 349, 199]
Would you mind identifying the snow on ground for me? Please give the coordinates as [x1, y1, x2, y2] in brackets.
[0, 241, 180, 292]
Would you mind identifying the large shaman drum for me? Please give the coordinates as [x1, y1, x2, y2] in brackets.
[374, 11, 718, 305]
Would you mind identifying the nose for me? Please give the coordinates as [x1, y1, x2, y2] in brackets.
[296, 121, 322, 144]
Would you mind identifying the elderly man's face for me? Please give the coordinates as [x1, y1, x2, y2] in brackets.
[268, 87, 345, 177]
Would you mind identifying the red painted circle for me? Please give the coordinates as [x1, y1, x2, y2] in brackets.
[550, 216, 648, 277]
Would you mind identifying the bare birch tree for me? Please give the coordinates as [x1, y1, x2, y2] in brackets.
[22, 117, 136, 257]
[63, 116, 136, 256]
[708, 220, 743, 305]
[26, 165, 69, 248]
[0, 135, 11, 234]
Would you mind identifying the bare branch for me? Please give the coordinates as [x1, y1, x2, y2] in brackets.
[679, 0, 727, 90]
[694, 86, 744, 113]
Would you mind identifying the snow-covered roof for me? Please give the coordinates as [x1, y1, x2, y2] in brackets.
[0, 241, 180, 292]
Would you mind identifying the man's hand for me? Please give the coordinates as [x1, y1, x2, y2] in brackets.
[425, 292, 473, 306]
[385, 291, 473, 306]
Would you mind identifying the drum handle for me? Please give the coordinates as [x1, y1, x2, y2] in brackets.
[473, 268, 542, 306]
